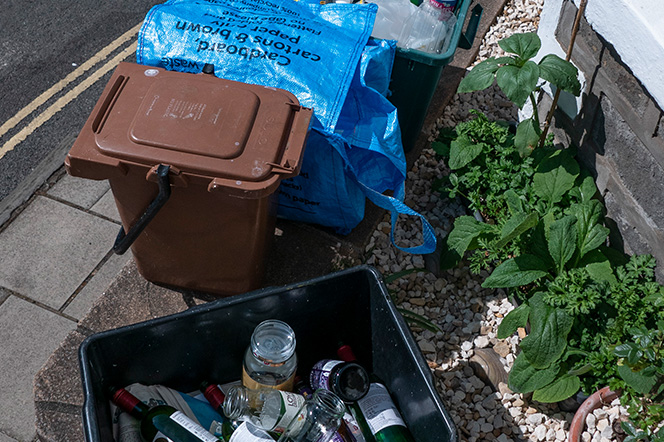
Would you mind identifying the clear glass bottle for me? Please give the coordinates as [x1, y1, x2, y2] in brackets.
[243, 320, 298, 391]
[200, 381, 239, 441]
[309, 359, 370, 402]
[293, 377, 354, 442]
[277, 389, 347, 442]
[223, 385, 306, 435]
[111, 387, 220, 442]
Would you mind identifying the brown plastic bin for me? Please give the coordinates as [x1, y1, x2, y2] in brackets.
[65, 62, 312, 296]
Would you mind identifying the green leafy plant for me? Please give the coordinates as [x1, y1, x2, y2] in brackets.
[497, 255, 664, 410]
[432, 31, 664, 433]
[457, 32, 580, 156]
[615, 323, 664, 441]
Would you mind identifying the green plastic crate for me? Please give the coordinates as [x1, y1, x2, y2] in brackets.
[388, 0, 483, 151]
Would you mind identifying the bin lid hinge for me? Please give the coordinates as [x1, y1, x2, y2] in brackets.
[266, 160, 296, 174]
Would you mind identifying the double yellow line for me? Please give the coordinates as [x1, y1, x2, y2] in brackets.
[0, 22, 143, 160]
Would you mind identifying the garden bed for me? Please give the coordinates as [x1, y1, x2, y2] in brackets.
[349, 0, 641, 440]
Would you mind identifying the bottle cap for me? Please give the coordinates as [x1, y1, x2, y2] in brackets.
[330, 362, 370, 402]
[111, 387, 141, 412]
[251, 320, 296, 363]
[336, 344, 356, 362]
[201, 382, 226, 410]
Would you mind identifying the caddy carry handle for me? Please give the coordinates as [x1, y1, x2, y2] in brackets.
[458, 4, 483, 50]
[113, 164, 172, 255]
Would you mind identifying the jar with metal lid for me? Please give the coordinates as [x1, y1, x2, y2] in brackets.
[242, 320, 298, 391]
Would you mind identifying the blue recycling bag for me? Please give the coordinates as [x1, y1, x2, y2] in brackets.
[137, 0, 436, 254]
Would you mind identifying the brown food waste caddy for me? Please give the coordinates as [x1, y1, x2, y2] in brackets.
[65, 62, 312, 296]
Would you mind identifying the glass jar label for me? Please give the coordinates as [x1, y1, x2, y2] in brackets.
[241, 366, 295, 391]
[169, 411, 219, 442]
[260, 390, 306, 434]
[309, 359, 342, 390]
[229, 422, 275, 442]
[357, 383, 406, 435]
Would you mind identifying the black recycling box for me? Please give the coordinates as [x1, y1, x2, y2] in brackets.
[79, 265, 458, 442]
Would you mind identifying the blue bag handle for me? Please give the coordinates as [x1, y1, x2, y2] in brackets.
[323, 129, 437, 255]
[359, 181, 437, 255]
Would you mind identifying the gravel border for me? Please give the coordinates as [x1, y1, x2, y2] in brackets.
[346, 1, 633, 440]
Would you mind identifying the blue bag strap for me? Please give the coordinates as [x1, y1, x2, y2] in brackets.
[322, 129, 437, 255]
[357, 180, 437, 255]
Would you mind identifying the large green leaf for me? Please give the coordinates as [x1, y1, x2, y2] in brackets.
[617, 364, 657, 395]
[496, 61, 540, 108]
[448, 135, 484, 170]
[457, 58, 502, 93]
[533, 150, 580, 204]
[520, 292, 574, 369]
[493, 212, 539, 249]
[482, 255, 549, 288]
[497, 303, 530, 339]
[532, 374, 581, 403]
[580, 250, 617, 284]
[570, 200, 609, 259]
[578, 175, 598, 203]
[529, 220, 554, 268]
[498, 32, 541, 60]
[504, 190, 525, 214]
[538, 54, 581, 96]
[447, 216, 493, 256]
[514, 117, 541, 157]
[546, 215, 577, 274]
[508, 352, 560, 393]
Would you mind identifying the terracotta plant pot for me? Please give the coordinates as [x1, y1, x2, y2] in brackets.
[568, 386, 620, 442]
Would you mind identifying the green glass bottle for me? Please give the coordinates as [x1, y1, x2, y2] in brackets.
[111, 387, 221, 442]
[336, 345, 415, 442]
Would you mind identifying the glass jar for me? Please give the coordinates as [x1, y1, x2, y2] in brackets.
[277, 389, 346, 442]
[242, 320, 297, 391]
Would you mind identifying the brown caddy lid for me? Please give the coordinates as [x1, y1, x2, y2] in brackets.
[66, 62, 312, 196]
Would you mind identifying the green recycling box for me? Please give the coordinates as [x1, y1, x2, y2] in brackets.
[388, 0, 482, 151]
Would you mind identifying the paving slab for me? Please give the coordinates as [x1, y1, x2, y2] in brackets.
[63, 253, 133, 320]
[0, 431, 19, 442]
[89, 189, 120, 222]
[0, 296, 74, 441]
[46, 175, 110, 210]
[0, 196, 118, 310]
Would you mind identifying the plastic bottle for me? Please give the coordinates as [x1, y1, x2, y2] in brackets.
[111, 387, 220, 442]
[242, 320, 298, 391]
[398, 0, 457, 53]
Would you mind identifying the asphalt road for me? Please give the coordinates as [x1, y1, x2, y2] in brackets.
[0, 0, 163, 224]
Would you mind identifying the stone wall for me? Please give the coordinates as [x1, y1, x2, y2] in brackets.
[543, 0, 664, 279]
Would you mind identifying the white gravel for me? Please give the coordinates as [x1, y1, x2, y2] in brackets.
[353, 0, 635, 440]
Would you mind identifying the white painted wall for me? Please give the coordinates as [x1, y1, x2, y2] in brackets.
[535, 0, 585, 119]
[539, 0, 664, 112]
